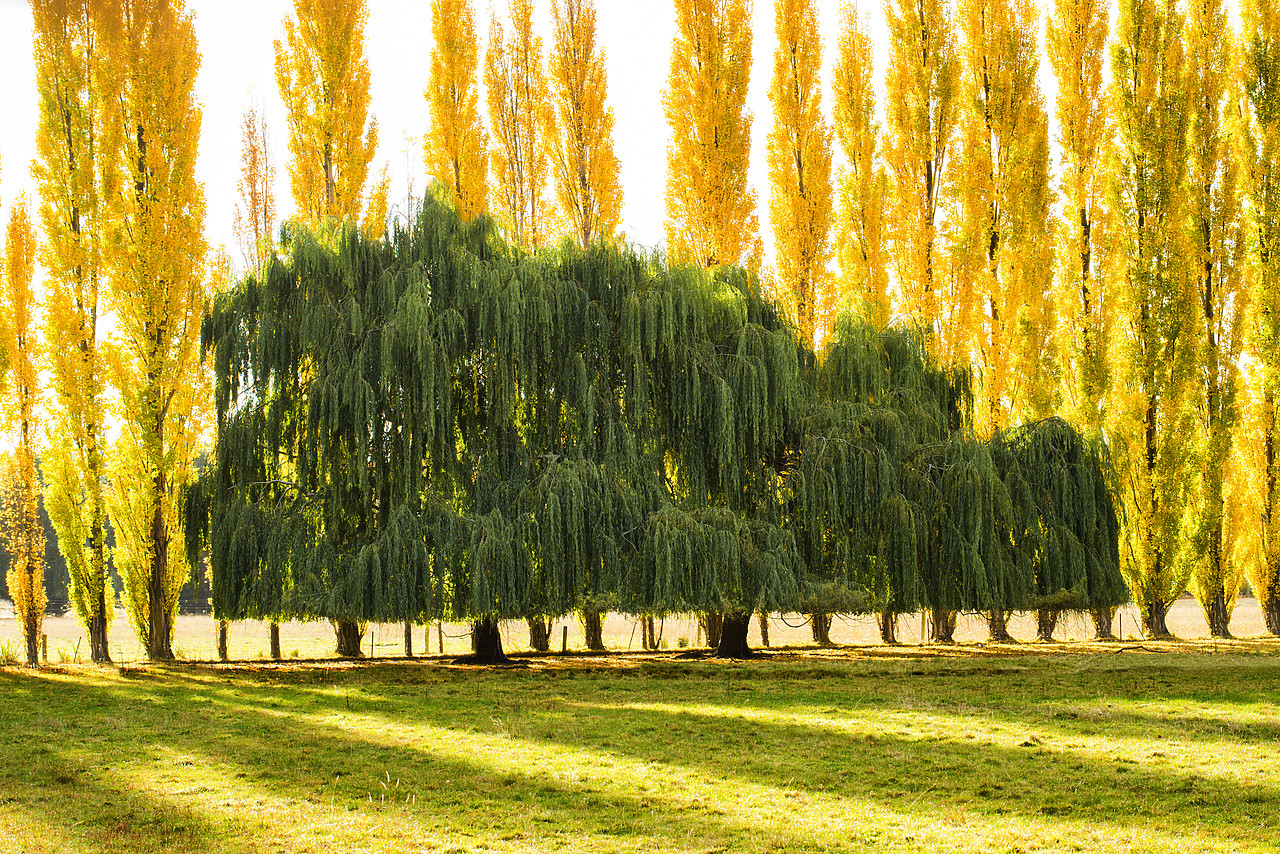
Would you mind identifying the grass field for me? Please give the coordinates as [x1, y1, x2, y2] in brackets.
[2, 642, 1278, 853]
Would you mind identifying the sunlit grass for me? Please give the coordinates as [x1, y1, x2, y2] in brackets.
[2, 644, 1278, 853]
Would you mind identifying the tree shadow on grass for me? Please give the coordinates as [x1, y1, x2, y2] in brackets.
[1, 668, 866, 853]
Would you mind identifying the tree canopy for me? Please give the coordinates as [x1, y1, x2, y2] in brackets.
[189, 197, 1123, 658]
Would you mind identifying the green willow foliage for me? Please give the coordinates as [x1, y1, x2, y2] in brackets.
[188, 196, 1122, 650]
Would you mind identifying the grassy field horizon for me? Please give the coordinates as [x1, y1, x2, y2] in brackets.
[3, 642, 1278, 853]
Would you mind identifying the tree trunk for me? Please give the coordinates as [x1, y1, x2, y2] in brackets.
[1142, 598, 1173, 639]
[715, 611, 752, 659]
[810, 613, 833, 645]
[90, 587, 111, 663]
[147, 461, 173, 661]
[1090, 606, 1117, 640]
[583, 610, 605, 651]
[1264, 576, 1280, 636]
[217, 620, 229, 661]
[1205, 589, 1232, 639]
[269, 622, 282, 660]
[404, 620, 414, 657]
[986, 609, 1014, 642]
[527, 616, 551, 652]
[758, 611, 770, 647]
[930, 608, 957, 643]
[646, 616, 659, 649]
[1036, 608, 1058, 642]
[24, 612, 40, 667]
[334, 620, 364, 657]
[698, 612, 723, 648]
[465, 616, 509, 664]
[878, 611, 898, 644]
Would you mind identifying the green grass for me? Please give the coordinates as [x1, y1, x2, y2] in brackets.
[2, 643, 1278, 853]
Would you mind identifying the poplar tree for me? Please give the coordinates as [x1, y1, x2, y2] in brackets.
[882, 0, 958, 353]
[1047, 0, 1113, 437]
[1109, 0, 1198, 639]
[486, 0, 552, 251]
[1242, 0, 1280, 634]
[105, 0, 209, 661]
[31, 0, 115, 663]
[425, 0, 488, 222]
[233, 104, 277, 275]
[275, 0, 379, 226]
[1184, 0, 1248, 638]
[2, 199, 46, 667]
[954, 0, 1053, 437]
[664, 0, 761, 271]
[548, 0, 623, 249]
[831, 3, 889, 328]
[767, 0, 833, 352]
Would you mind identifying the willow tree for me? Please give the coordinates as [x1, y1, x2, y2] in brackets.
[1243, 0, 1280, 634]
[1048, 0, 1113, 438]
[990, 417, 1123, 640]
[486, 0, 552, 251]
[1184, 0, 1249, 638]
[548, 0, 622, 249]
[104, 0, 209, 661]
[664, 0, 761, 271]
[768, 0, 833, 352]
[275, 0, 380, 226]
[883, 0, 958, 354]
[32, 0, 115, 663]
[425, 0, 488, 222]
[1109, 0, 1198, 639]
[831, 3, 889, 328]
[2, 199, 46, 667]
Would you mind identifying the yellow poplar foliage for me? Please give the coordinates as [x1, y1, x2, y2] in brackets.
[831, 3, 889, 328]
[767, 0, 833, 350]
[234, 104, 277, 274]
[1242, 0, 1280, 632]
[882, 0, 957, 349]
[664, 0, 761, 270]
[31, 0, 115, 663]
[1047, 0, 1113, 432]
[1108, 0, 1198, 638]
[953, 0, 1054, 432]
[425, 0, 489, 222]
[105, 0, 210, 661]
[2, 199, 46, 666]
[486, 0, 552, 251]
[1184, 0, 1249, 637]
[275, 0, 379, 225]
[548, 0, 623, 248]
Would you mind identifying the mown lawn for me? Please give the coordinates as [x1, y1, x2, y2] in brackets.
[2, 643, 1278, 853]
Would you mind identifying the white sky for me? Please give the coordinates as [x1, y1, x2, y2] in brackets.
[0, 0, 882, 273]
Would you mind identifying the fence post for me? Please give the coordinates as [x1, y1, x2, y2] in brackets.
[562, 625, 568, 653]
